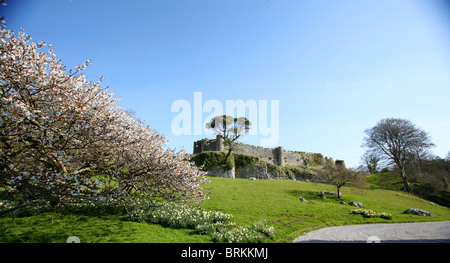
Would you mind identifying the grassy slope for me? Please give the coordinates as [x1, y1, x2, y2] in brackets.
[0, 213, 210, 243]
[366, 172, 405, 191]
[1, 176, 449, 243]
[201, 177, 450, 242]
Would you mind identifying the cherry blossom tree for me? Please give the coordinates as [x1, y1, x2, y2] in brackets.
[0, 25, 207, 212]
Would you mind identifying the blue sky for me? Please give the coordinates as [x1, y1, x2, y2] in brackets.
[2, 0, 450, 167]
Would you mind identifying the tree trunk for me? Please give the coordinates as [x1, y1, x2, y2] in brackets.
[224, 148, 232, 164]
[400, 167, 413, 193]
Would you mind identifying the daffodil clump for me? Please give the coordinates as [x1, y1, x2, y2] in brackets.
[128, 201, 275, 243]
[351, 209, 393, 220]
[130, 201, 232, 228]
[196, 219, 275, 243]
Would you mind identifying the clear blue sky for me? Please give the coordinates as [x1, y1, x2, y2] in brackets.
[2, 0, 450, 167]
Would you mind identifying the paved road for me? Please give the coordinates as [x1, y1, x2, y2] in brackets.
[293, 221, 450, 243]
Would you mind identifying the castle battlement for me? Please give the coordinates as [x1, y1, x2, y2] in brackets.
[194, 135, 330, 167]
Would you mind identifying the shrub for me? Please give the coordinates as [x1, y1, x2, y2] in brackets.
[233, 153, 261, 168]
[191, 151, 234, 170]
[311, 153, 324, 166]
[284, 166, 314, 180]
[335, 160, 345, 167]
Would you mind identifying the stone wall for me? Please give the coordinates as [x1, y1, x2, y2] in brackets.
[193, 138, 221, 154]
[206, 163, 315, 181]
[206, 164, 280, 180]
[233, 143, 282, 165]
[207, 165, 235, 178]
[193, 135, 327, 167]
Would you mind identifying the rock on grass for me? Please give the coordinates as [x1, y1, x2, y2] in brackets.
[404, 208, 434, 217]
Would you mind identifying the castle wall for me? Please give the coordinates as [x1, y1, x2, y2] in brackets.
[233, 143, 278, 165]
[193, 135, 326, 167]
[193, 138, 217, 154]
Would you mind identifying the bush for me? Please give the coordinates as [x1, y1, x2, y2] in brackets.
[311, 153, 324, 166]
[284, 166, 314, 180]
[335, 160, 345, 167]
[233, 154, 261, 168]
[191, 151, 234, 171]
[192, 152, 264, 172]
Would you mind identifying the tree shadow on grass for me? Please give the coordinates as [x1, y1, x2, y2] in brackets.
[0, 229, 66, 243]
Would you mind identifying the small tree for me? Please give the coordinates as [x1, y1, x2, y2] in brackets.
[317, 163, 366, 199]
[205, 115, 251, 163]
[363, 118, 434, 192]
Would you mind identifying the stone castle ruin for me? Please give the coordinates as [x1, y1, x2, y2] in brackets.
[193, 135, 331, 168]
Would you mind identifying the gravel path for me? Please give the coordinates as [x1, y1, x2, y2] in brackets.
[293, 221, 450, 243]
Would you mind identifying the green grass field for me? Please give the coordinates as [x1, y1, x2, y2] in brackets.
[201, 177, 450, 242]
[366, 172, 406, 190]
[1, 176, 449, 243]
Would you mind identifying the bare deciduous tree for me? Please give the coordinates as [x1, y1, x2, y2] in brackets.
[361, 151, 381, 174]
[362, 118, 434, 193]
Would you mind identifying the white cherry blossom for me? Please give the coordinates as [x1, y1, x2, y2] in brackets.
[0, 26, 207, 209]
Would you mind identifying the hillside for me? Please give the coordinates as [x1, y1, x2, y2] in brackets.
[200, 177, 450, 242]
[367, 172, 450, 207]
[2, 176, 449, 243]
[366, 172, 405, 190]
